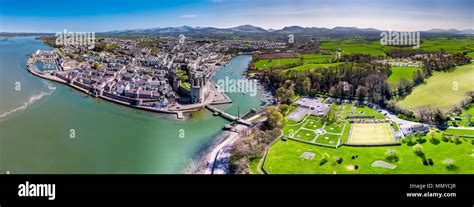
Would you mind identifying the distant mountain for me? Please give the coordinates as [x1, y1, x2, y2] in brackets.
[101, 24, 473, 36]
[228, 24, 268, 33]
[425, 28, 474, 34]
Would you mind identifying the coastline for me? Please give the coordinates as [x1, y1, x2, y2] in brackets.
[27, 50, 265, 174]
[186, 124, 247, 174]
[26, 55, 234, 119]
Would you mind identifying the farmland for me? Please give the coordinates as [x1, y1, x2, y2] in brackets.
[254, 53, 334, 70]
[397, 63, 474, 112]
[387, 67, 422, 84]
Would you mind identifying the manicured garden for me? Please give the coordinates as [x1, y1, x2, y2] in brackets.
[263, 130, 474, 174]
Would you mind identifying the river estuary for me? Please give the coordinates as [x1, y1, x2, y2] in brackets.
[0, 36, 267, 173]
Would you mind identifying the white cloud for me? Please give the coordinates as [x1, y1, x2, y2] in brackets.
[179, 14, 199, 18]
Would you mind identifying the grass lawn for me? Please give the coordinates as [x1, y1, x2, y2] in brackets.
[441, 128, 474, 137]
[254, 58, 301, 69]
[392, 122, 400, 132]
[397, 63, 474, 112]
[282, 122, 304, 136]
[468, 52, 474, 59]
[303, 119, 324, 130]
[387, 67, 421, 84]
[341, 123, 352, 144]
[263, 133, 474, 174]
[335, 104, 386, 120]
[293, 129, 317, 142]
[248, 157, 262, 174]
[282, 63, 343, 72]
[315, 133, 340, 146]
[324, 122, 344, 133]
[348, 123, 396, 145]
[254, 54, 335, 70]
[180, 82, 191, 91]
[282, 115, 343, 145]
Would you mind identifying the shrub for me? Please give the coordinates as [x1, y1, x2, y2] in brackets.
[428, 136, 440, 145]
[443, 159, 456, 170]
[441, 134, 449, 142]
[320, 153, 329, 166]
[334, 156, 343, 165]
[404, 135, 417, 146]
[413, 144, 424, 156]
[422, 158, 428, 166]
[385, 148, 399, 162]
[452, 136, 462, 145]
[354, 165, 359, 170]
[427, 158, 434, 166]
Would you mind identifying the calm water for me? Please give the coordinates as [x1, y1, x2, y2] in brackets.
[0, 37, 261, 174]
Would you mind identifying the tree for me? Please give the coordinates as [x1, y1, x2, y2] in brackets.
[427, 131, 440, 145]
[263, 109, 286, 130]
[443, 159, 456, 170]
[355, 85, 367, 101]
[385, 148, 399, 162]
[276, 87, 295, 104]
[433, 109, 446, 125]
[301, 77, 312, 95]
[413, 144, 424, 156]
[279, 104, 290, 115]
[92, 62, 100, 70]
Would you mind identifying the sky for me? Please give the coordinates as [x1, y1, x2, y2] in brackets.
[0, 0, 472, 32]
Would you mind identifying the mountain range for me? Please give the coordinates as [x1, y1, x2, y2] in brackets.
[102, 24, 474, 36]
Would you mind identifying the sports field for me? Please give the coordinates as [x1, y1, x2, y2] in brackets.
[348, 123, 396, 145]
[397, 63, 474, 112]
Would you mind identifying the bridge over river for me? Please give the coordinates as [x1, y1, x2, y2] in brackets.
[205, 105, 252, 126]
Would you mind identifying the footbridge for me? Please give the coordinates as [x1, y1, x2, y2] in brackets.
[205, 105, 252, 126]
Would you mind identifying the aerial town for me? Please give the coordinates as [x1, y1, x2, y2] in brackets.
[27, 37, 286, 119]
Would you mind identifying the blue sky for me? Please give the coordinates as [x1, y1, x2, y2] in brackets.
[0, 0, 472, 32]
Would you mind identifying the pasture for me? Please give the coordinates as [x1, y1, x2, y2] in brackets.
[387, 67, 421, 84]
[397, 63, 474, 112]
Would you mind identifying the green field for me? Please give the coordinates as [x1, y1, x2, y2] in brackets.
[282, 63, 343, 72]
[320, 41, 388, 56]
[254, 54, 334, 70]
[348, 123, 396, 145]
[397, 63, 474, 112]
[387, 67, 422, 84]
[263, 132, 474, 174]
[441, 128, 474, 137]
[421, 38, 474, 54]
[468, 52, 474, 59]
[254, 57, 301, 69]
